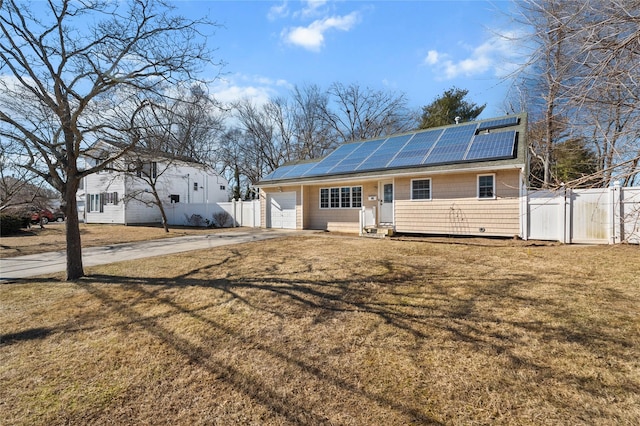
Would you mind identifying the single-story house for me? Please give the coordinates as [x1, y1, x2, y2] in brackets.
[257, 113, 528, 237]
[83, 141, 228, 224]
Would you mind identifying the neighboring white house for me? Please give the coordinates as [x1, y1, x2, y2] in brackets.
[83, 141, 228, 225]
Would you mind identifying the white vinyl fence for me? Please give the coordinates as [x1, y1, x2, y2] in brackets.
[164, 199, 261, 228]
[527, 183, 640, 244]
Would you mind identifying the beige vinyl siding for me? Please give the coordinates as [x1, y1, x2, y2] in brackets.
[260, 186, 301, 229]
[395, 170, 521, 237]
[303, 181, 378, 233]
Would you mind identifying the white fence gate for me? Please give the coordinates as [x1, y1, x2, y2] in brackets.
[527, 184, 640, 244]
[164, 199, 261, 228]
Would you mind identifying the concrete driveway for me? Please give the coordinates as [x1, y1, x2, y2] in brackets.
[0, 228, 303, 280]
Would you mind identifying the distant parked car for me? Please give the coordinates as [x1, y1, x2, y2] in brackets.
[30, 209, 54, 224]
[52, 210, 65, 222]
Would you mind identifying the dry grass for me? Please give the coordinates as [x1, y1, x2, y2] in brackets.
[0, 223, 223, 258]
[1, 234, 639, 425]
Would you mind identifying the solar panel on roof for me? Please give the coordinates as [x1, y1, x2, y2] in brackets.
[263, 164, 296, 180]
[387, 129, 443, 168]
[260, 115, 523, 182]
[465, 130, 516, 160]
[356, 134, 413, 171]
[280, 161, 321, 179]
[477, 116, 519, 131]
[434, 123, 478, 146]
[423, 143, 468, 164]
[302, 142, 362, 176]
[420, 124, 477, 165]
[329, 138, 386, 174]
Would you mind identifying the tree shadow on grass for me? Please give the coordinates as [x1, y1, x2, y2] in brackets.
[12, 257, 639, 423]
[76, 272, 443, 425]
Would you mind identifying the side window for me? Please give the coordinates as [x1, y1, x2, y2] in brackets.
[478, 174, 495, 199]
[411, 179, 431, 200]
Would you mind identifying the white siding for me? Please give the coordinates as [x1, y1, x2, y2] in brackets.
[82, 154, 228, 225]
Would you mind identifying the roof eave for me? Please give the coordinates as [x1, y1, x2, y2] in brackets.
[258, 158, 526, 187]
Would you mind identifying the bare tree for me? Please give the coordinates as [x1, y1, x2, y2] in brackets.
[510, 0, 640, 188]
[570, 0, 640, 186]
[290, 83, 335, 159]
[0, 139, 56, 211]
[114, 86, 225, 232]
[0, 0, 218, 279]
[226, 82, 415, 188]
[216, 128, 264, 200]
[322, 82, 415, 142]
[511, 0, 584, 188]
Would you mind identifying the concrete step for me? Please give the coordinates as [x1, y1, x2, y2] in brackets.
[363, 227, 395, 238]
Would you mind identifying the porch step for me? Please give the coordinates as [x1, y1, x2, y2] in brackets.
[363, 226, 395, 238]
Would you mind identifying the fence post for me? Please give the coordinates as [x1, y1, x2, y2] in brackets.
[611, 181, 621, 244]
[232, 199, 238, 227]
[562, 186, 570, 244]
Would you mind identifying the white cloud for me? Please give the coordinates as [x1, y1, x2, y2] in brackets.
[209, 74, 292, 107]
[297, 0, 329, 19]
[425, 50, 439, 66]
[423, 32, 521, 80]
[281, 11, 360, 51]
[268, 2, 289, 21]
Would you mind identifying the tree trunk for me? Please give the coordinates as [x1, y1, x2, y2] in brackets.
[64, 178, 84, 280]
[234, 164, 241, 200]
[151, 186, 170, 233]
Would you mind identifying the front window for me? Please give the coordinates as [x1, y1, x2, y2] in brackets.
[330, 188, 340, 208]
[351, 187, 362, 208]
[411, 179, 431, 200]
[320, 188, 329, 208]
[340, 187, 351, 208]
[478, 174, 495, 199]
[320, 186, 363, 209]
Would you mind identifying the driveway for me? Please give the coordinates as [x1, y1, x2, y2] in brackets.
[0, 229, 305, 280]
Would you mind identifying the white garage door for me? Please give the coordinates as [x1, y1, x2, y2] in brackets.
[269, 192, 297, 229]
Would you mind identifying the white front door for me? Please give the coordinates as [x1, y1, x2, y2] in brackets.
[379, 181, 394, 224]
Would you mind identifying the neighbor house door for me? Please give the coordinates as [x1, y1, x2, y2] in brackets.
[379, 181, 393, 224]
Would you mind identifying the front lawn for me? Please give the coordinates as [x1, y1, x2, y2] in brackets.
[1, 235, 638, 425]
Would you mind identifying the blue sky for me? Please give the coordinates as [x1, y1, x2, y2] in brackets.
[180, 0, 525, 118]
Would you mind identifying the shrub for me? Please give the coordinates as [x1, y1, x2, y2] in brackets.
[212, 211, 233, 228]
[0, 214, 28, 236]
[184, 213, 209, 228]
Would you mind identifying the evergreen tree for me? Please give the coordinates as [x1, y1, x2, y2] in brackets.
[419, 87, 485, 129]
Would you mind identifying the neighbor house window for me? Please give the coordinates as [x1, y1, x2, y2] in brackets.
[193, 182, 198, 191]
[319, 186, 363, 209]
[220, 185, 226, 190]
[88, 194, 104, 212]
[478, 174, 495, 199]
[137, 161, 157, 179]
[170, 194, 180, 203]
[103, 192, 118, 205]
[411, 179, 431, 200]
